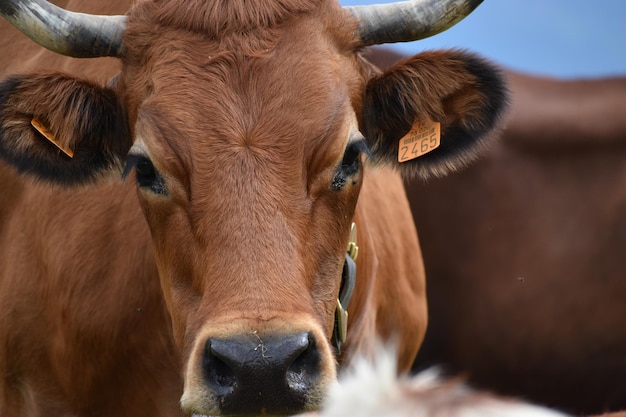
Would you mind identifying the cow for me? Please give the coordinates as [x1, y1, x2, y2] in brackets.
[403, 66, 626, 414]
[0, 0, 508, 415]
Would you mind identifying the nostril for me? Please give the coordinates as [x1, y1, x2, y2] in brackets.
[286, 332, 321, 393]
[203, 340, 237, 395]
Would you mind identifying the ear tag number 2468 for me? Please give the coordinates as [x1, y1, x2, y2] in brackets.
[397, 120, 441, 163]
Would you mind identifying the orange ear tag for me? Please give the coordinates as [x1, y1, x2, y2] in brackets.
[397, 119, 440, 163]
[31, 116, 74, 158]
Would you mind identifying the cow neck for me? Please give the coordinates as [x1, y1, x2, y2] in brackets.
[332, 222, 358, 355]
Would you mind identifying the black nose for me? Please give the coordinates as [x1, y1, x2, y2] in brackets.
[202, 331, 322, 415]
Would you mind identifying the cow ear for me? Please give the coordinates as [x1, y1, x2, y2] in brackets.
[0, 72, 130, 184]
[362, 50, 508, 179]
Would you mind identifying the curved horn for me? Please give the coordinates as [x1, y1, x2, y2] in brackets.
[0, 0, 126, 58]
[346, 0, 483, 46]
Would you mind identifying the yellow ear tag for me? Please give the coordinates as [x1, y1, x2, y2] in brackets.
[31, 117, 74, 158]
[397, 119, 440, 163]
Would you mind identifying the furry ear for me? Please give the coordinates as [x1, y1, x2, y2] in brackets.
[0, 72, 130, 184]
[362, 50, 508, 179]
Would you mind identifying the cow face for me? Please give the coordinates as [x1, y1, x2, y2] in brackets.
[120, 13, 370, 414]
[0, 0, 507, 415]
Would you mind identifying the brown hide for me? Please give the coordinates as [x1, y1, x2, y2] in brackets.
[0, 3, 507, 416]
[0, 4, 181, 416]
[0, 175, 183, 416]
[403, 64, 626, 413]
[0, 2, 422, 416]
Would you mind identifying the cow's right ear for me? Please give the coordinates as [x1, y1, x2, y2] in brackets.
[0, 72, 131, 184]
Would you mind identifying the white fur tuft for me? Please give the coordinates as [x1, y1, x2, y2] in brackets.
[299, 345, 569, 417]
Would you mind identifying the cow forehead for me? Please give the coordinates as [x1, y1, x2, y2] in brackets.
[134, 49, 357, 172]
[123, 1, 362, 131]
[142, 44, 356, 141]
[127, 22, 364, 186]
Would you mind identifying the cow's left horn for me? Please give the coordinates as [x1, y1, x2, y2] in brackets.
[0, 0, 126, 58]
[346, 0, 482, 46]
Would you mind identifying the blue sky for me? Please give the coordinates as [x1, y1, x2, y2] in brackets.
[340, 0, 626, 78]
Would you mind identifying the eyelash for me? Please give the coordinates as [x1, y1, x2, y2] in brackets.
[123, 154, 168, 195]
[331, 140, 371, 191]
[121, 139, 371, 194]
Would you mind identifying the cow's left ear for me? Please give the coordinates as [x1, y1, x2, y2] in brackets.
[362, 50, 508, 179]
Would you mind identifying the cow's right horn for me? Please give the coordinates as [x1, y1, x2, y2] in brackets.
[0, 0, 126, 58]
[346, 0, 483, 47]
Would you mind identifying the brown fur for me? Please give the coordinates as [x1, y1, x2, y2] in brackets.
[398, 65, 626, 414]
[0, 2, 506, 416]
[133, 0, 320, 38]
[503, 73, 626, 149]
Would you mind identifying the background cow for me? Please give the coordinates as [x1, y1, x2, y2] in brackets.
[0, 0, 507, 416]
[400, 58, 626, 414]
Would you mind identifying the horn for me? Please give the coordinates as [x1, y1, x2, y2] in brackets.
[0, 0, 126, 58]
[346, 0, 483, 46]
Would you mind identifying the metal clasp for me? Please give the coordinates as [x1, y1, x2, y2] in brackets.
[347, 222, 358, 261]
[335, 298, 348, 349]
[334, 222, 358, 354]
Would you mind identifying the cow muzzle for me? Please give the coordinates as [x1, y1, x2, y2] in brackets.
[181, 320, 336, 416]
[206, 332, 318, 413]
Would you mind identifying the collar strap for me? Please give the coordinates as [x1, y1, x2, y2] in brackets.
[333, 222, 358, 354]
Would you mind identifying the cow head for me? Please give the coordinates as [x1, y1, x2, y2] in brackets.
[0, 0, 506, 415]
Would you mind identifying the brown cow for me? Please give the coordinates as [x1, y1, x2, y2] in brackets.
[407, 69, 626, 415]
[0, 0, 507, 416]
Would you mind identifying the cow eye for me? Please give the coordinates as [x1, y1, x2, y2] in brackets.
[331, 138, 371, 191]
[123, 154, 168, 195]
